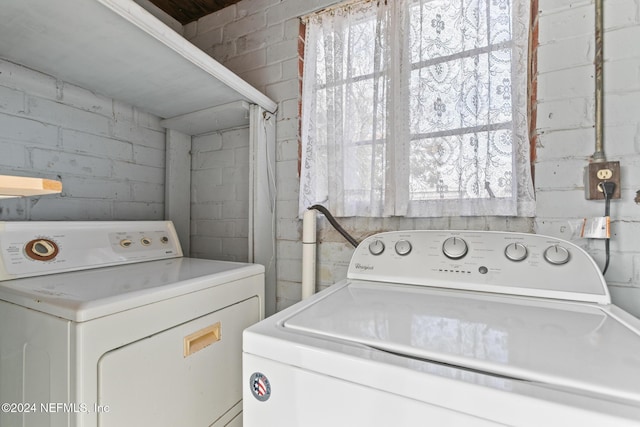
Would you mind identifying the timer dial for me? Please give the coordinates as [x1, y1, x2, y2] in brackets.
[442, 237, 468, 260]
[25, 238, 59, 261]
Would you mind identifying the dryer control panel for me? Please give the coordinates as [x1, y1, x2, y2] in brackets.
[348, 231, 609, 304]
[0, 221, 182, 281]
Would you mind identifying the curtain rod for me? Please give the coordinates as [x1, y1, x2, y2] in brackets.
[301, 0, 379, 22]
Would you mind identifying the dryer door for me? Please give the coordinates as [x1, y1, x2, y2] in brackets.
[97, 296, 260, 426]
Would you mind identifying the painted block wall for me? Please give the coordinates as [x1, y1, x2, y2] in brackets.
[187, 0, 640, 316]
[185, 0, 533, 311]
[0, 59, 166, 221]
[535, 0, 640, 317]
[190, 128, 251, 262]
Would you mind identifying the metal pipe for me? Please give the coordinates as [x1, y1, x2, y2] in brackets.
[593, 0, 606, 162]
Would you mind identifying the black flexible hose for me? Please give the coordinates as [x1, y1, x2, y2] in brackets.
[309, 204, 359, 248]
[603, 239, 610, 275]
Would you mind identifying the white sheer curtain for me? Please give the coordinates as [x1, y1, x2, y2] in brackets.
[299, 0, 535, 218]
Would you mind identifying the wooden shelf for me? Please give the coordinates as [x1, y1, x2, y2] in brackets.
[0, 175, 62, 198]
[0, 0, 276, 135]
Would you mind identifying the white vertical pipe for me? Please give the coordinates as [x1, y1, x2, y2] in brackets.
[301, 209, 317, 300]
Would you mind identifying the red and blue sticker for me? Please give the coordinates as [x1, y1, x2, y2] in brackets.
[250, 372, 271, 402]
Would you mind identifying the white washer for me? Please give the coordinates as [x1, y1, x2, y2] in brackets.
[0, 221, 264, 427]
[243, 230, 640, 426]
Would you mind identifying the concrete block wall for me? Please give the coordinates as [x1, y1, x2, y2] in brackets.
[0, 59, 166, 221]
[190, 128, 251, 262]
[185, 0, 328, 310]
[535, 0, 640, 317]
[185, 0, 533, 311]
[186, 0, 640, 316]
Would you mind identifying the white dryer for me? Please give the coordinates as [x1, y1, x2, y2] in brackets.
[0, 221, 264, 427]
[243, 230, 640, 426]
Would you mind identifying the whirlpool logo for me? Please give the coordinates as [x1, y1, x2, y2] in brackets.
[355, 263, 374, 271]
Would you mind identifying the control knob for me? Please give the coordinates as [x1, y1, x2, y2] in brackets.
[505, 242, 528, 261]
[368, 239, 385, 256]
[25, 238, 59, 261]
[442, 237, 468, 259]
[544, 245, 570, 265]
[395, 239, 412, 256]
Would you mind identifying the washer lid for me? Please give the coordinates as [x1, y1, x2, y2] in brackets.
[283, 281, 640, 403]
[0, 258, 263, 322]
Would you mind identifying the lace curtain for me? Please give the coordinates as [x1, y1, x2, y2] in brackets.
[299, 0, 535, 218]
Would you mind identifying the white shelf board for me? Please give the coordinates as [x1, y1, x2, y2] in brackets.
[0, 0, 276, 126]
[160, 101, 251, 135]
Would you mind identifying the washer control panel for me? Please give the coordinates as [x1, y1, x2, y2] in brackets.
[0, 221, 182, 280]
[351, 230, 609, 304]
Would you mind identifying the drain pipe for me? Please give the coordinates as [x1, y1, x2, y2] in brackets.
[301, 205, 359, 299]
[301, 209, 317, 300]
[593, 0, 606, 162]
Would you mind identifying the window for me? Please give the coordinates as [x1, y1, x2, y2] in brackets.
[299, 0, 535, 218]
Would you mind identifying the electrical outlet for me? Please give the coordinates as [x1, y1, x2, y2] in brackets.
[596, 169, 612, 180]
[584, 161, 621, 200]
